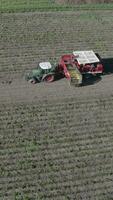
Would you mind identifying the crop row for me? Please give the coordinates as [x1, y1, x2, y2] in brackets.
[1, 11, 113, 73]
[1, 1, 113, 13]
[0, 94, 113, 199]
[1, 9, 113, 200]
[0, 163, 113, 199]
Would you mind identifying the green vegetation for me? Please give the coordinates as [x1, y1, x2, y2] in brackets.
[0, 0, 113, 12]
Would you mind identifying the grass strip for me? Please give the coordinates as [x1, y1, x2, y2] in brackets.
[0, 1, 113, 12]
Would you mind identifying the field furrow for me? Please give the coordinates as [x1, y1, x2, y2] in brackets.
[1, 9, 113, 200]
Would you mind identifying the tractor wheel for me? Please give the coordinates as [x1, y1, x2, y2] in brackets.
[28, 78, 36, 84]
[43, 74, 54, 83]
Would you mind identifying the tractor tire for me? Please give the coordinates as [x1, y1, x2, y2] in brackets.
[43, 74, 54, 83]
[28, 78, 37, 84]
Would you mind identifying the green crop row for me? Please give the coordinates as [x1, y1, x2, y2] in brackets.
[0, 0, 113, 12]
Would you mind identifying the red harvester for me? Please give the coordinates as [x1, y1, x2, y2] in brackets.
[58, 50, 103, 86]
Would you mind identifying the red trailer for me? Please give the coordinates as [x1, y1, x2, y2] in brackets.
[58, 50, 103, 86]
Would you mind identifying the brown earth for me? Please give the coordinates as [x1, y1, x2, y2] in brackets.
[0, 71, 113, 104]
[0, 11, 113, 200]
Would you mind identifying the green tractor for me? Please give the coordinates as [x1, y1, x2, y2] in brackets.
[25, 62, 57, 84]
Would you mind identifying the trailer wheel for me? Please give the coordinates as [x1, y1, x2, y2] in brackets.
[43, 74, 54, 83]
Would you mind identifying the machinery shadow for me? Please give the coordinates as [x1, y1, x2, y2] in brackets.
[101, 57, 113, 74]
[54, 73, 65, 82]
[82, 75, 102, 86]
[96, 53, 113, 74]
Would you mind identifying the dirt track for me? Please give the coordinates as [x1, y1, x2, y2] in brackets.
[0, 72, 113, 104]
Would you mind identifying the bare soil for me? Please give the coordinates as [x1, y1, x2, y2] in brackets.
[0, 11, 113, 200]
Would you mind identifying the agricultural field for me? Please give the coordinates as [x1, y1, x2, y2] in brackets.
[0, 4, 113, 200]
[1, 0, 113, 12]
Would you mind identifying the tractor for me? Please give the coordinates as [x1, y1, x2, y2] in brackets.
[25, 50, 103, 86]
[25, 62, 57, 84]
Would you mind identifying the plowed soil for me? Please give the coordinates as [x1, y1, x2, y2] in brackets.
[0, 10, 113, 200]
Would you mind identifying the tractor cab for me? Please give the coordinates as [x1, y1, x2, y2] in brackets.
[26, 62, 56, 84]
[39, 62, 52, 74]
[39, 62, 52, 69]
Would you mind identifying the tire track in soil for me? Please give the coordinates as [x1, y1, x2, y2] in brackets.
[0, 72, 113, 104]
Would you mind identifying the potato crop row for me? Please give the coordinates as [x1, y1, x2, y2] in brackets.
[1, 11, 113, 74]
[0, 96, 113, 199]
